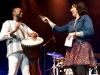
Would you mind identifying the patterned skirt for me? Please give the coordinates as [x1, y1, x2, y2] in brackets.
[64, 40, 96, 67]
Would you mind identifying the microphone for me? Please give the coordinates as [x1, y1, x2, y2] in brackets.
[38, 15, 48, 22]
[38, 15, 43, 18]
[53, 35, 56, 43]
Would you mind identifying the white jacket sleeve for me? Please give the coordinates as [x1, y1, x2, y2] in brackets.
[0, 21, 12, 41]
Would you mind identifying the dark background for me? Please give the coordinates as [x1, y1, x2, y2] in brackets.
[0, 0, 100, 75]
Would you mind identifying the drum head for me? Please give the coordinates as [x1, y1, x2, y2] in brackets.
[21, 37, 44, 46]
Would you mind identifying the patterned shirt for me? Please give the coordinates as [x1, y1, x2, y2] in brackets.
[0, 20, 35, 57]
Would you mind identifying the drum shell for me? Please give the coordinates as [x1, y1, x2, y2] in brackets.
[21, 37, 43, 75]
[22, 44, 42, 60]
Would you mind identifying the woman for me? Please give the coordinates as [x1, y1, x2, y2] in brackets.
[40, 1, 96, 75]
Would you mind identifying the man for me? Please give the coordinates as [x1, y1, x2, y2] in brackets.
[0, 7, 38, 75]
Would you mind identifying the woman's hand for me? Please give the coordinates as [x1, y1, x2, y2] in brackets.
[66, 32, 76, 40]
[41, 16, 50, 23]
[40, 16, 55, 27]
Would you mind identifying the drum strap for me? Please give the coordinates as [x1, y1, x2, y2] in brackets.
[19, 26, 25, 39]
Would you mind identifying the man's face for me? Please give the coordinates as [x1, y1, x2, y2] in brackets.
[14, 8, 23, 20]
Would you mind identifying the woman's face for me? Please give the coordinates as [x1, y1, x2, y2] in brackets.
[70, 5, 78, 17]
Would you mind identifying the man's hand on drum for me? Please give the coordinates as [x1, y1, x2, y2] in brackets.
[28, 32, 38, 40]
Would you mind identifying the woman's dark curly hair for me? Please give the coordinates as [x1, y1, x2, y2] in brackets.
[72, 1, 88, 16]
